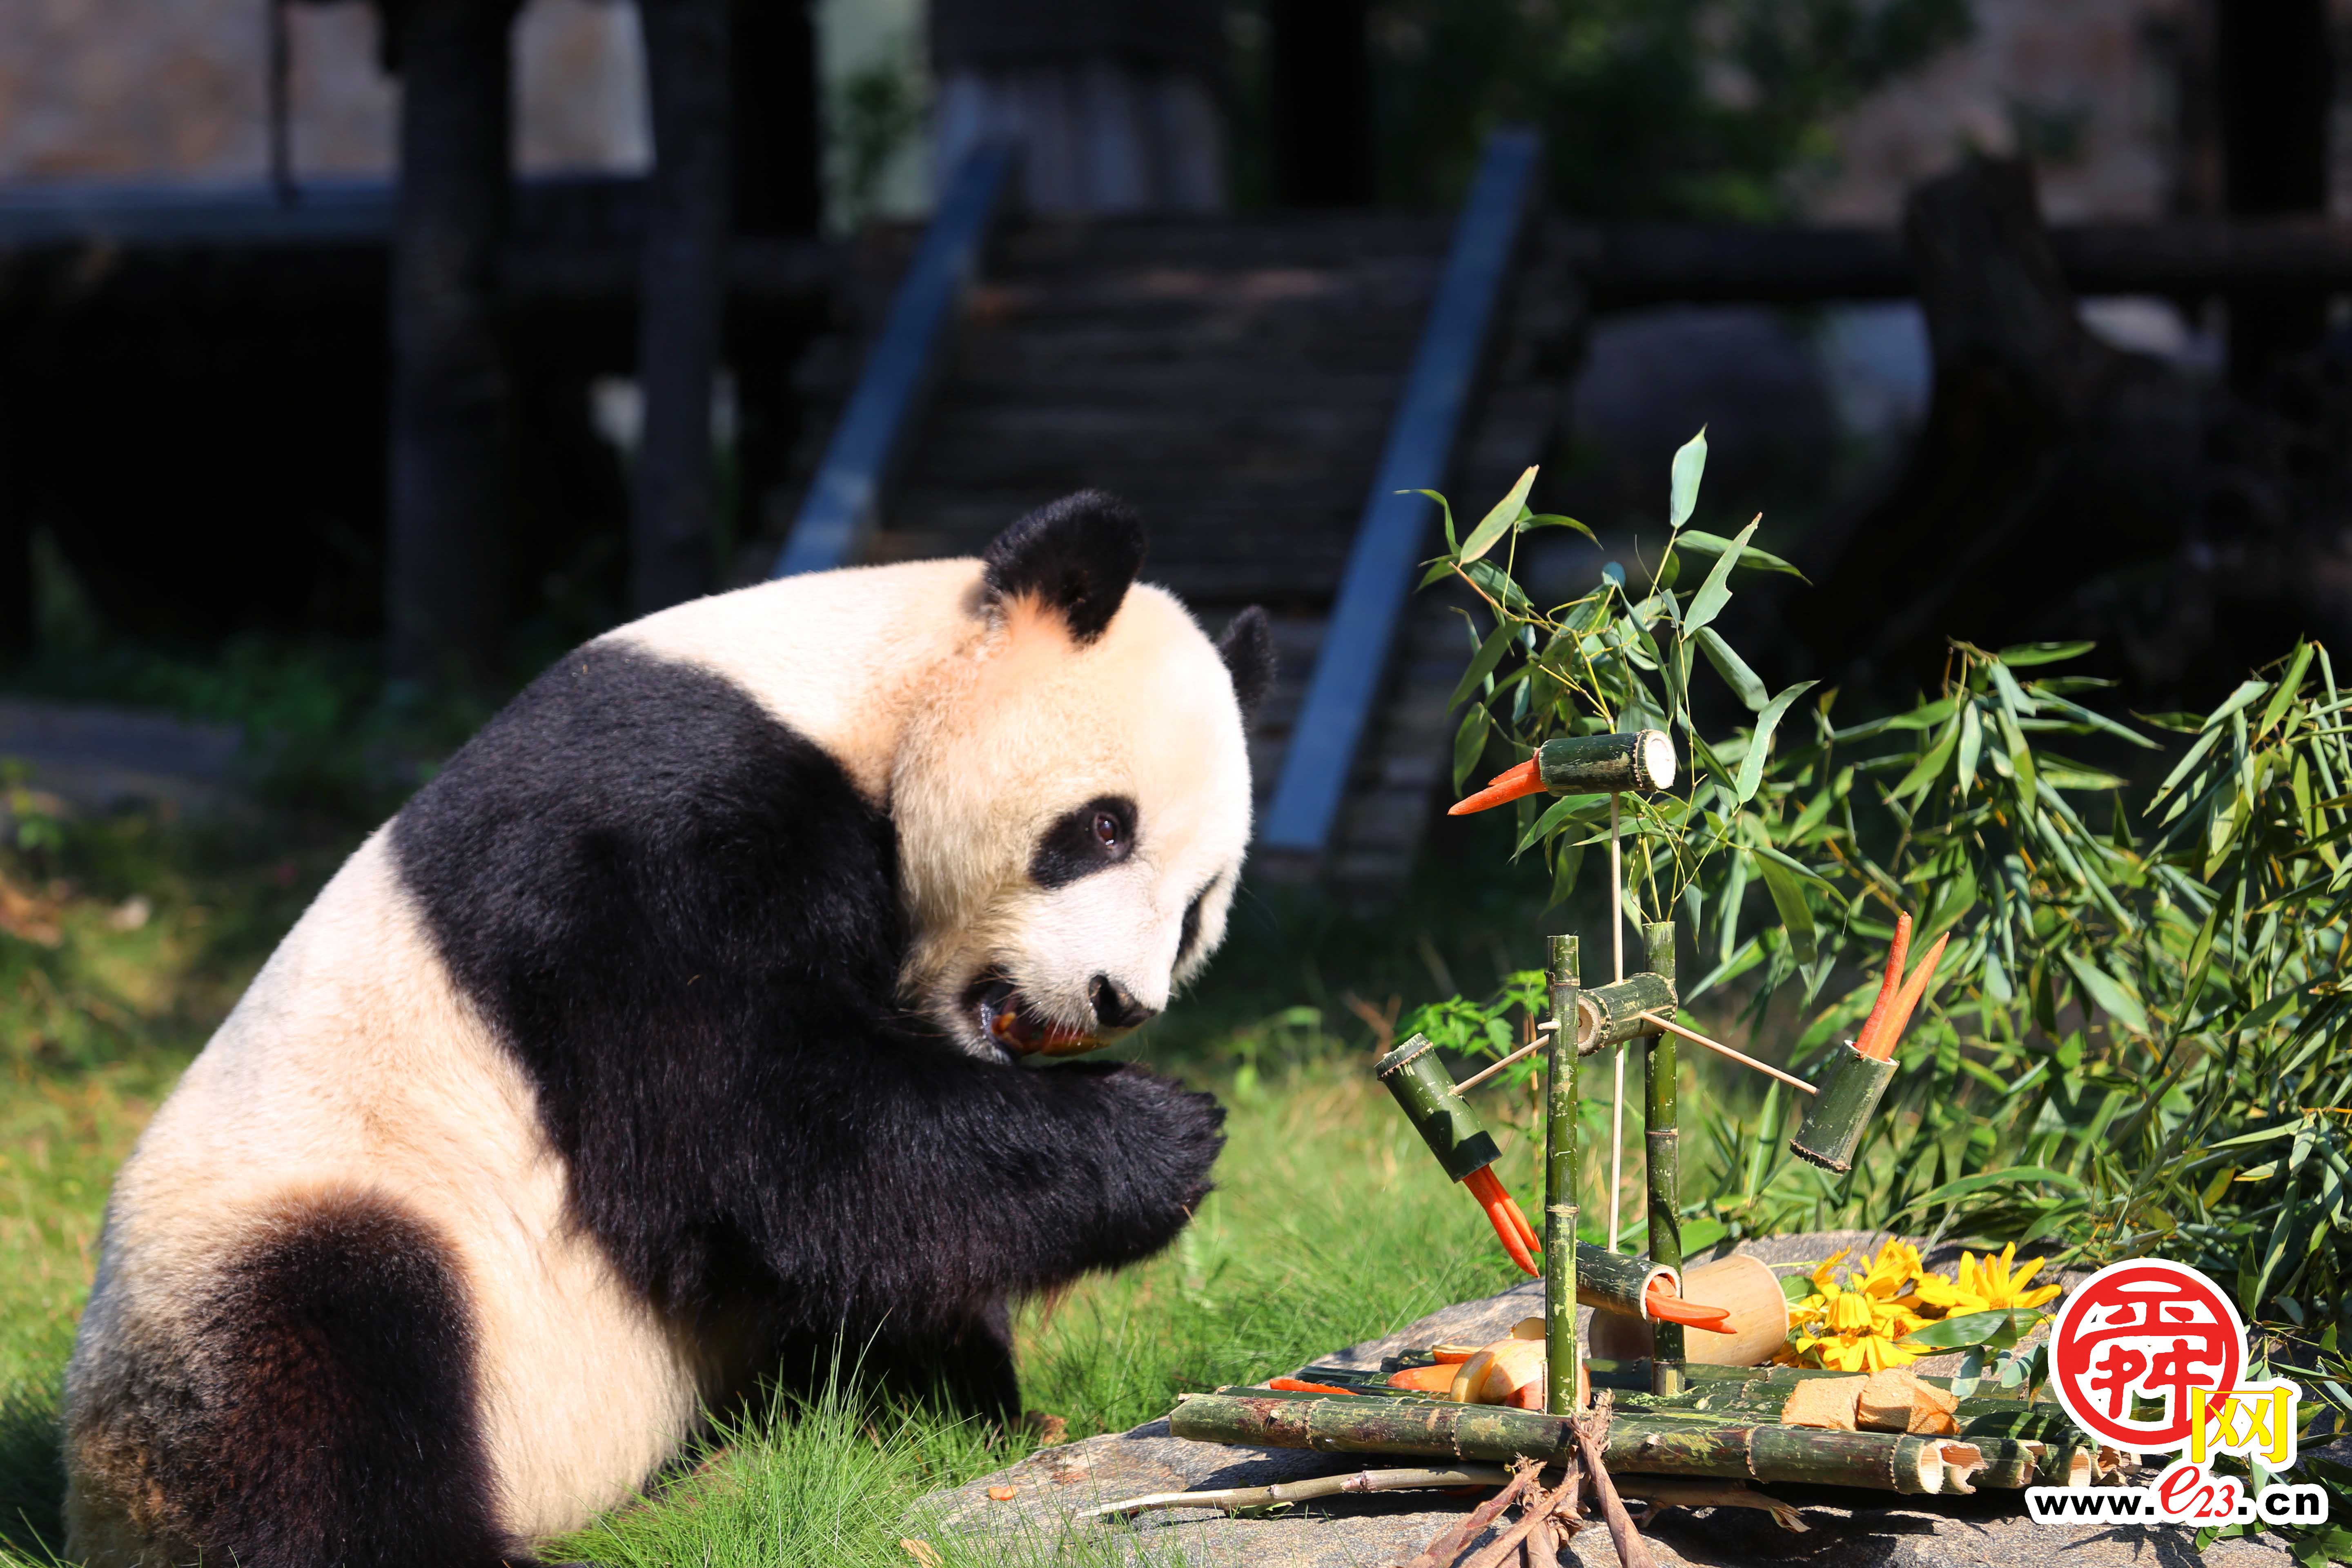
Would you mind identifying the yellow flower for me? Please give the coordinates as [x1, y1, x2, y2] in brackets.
[1911, 1243, 2062, 1316]
[1784, 1240, 1933, 1371]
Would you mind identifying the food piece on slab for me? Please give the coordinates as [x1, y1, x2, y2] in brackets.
[1587, 1254, 1791, 1366]
[1779, 1374, 1866, 1431]
[1857, 1367, 1962, 1435]
[1388, 1363, 1460, 1393]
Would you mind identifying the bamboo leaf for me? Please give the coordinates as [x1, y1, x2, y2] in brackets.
[1460, 559, 1532, 615]
[1749, 846, 1818, 964]
[1898, 1308, 2044, 1352]
[1411, 490, 1459, 552]
[1674, 529, 1806, 579]
[1956, 699, 1983, 797]
[1996, 641, 2096, 668]
[1448, 620, 1517, 711]
[2060, 950, 2150, 1036]
[1459, 466, 1539, 564]
[1515, 793, 1609, 855]
[1735, 681, 1819, 804]
[1693, 626, 1768, 712]
[1683, 517, 1759, 633]
[1524, 512, 1597, 542]
[1668, 428, 1708, 530]
[1891, 714, 1961, 804]
[1452, 707, 1491, 793]
[2257, 642, 2316, 738]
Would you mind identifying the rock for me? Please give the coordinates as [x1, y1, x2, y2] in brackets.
[919, 1232, 2293, 1566]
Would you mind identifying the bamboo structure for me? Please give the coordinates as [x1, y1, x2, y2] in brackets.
[1544, 934, 1580, 1415]
[1168, 1392, 1963, 1494]
[1535, 731, 1676, 793]
[1641, 920, 1683, 1396]
[1574, 973, 1677, 1054]
[1377, 1034, 1505, 1179]
[1789, 1042, 1899, 1173]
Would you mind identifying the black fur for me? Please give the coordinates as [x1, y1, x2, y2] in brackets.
[392, 643, 1224, 1422]
[152, 1192, 517, 1568]
[1177, 881, 1211, 967]
[1217, 607, 1276, 718]
[1029, 795, 1137, 888]
[981, 490, 1147, 643]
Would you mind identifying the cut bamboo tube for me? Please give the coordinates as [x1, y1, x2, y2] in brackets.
[1589, 1255, 1790, 1369]
[1376, 1034, 1503, 1180]
[1540, 731, 1676, 793]
[1578, 974, 1678, 1053]
[1788, 1042, 1898, 1173]
[1642, 920, 1684, 1397]
[1544, 934, 1581, 1415]
[1167, 1393, 1954, 1493]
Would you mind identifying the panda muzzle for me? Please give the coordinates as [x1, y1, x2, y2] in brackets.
[977, 978, 1103, 1057]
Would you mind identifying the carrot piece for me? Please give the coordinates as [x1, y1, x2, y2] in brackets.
[1867, 931, 1951, 1061]
[1386, 1364, 1459, 1392]
[1499, 1191, 1542, 1254]
[1853, 912, 1912, 1058]
[1268, 1377, 1361, 1395]
[1464, 1167, 1539, 1275]
[1640, 1281, 1737, 1332]
[1447, 758, 1545, 816]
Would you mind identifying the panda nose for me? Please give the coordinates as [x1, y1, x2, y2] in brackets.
[1089, 976, 1156, 1031]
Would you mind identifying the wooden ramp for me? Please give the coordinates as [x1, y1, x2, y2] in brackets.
[763, 138, 1567, 893]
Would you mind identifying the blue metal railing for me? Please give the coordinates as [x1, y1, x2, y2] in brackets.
[772, 145, 1018, 577]
[1258, 128, 1543, 859]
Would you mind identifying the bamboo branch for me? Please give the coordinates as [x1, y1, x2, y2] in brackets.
[1084, 1464, 1512, 1518]
[1572, 1398, 1657, 1568]
[1402, 1461, 1545, 1568]
[1457, 1470, 1580, 1568]
[1634, 1011, 1817, 1095]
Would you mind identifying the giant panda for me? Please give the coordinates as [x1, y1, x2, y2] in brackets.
[62, 492, 1272, 1568]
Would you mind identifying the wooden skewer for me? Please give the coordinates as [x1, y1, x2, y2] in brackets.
[1634, 1011, 1817, 1096]
[1456, 1039, 1544, 1092]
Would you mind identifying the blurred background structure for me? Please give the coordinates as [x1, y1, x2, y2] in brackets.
[3, 0, 2351, 888]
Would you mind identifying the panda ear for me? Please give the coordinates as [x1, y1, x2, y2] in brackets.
[980, 491, 1147, 644]
[1217, 606, 1276, 720]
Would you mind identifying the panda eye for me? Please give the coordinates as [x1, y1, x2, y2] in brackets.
[1031, 795, 1139, 887]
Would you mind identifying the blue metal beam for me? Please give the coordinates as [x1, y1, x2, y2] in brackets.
[773, 145, 1016, 578]
[1258, 128, 1542, 859]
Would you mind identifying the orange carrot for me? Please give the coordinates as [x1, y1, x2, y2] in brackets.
[1852, 912, 1912, 1058]
[1465, 1167, 1539, 1276]
[1499, 1191, 1542, 1255]
[1386, 1364, 1459, 1393]
[1642, 1282, 1737, 1333]
[1867, 931, 1951, 1061]
[1448, 757, 1544, 816]
[1268, 1378, 1361, 1395]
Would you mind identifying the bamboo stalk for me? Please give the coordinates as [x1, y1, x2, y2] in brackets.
[1083, 1463, 1512, 1518]
[1608, 793, 1626, 1255]
[1546, 935, 1581, 1418]
[1632, 1011, 1817, 1096]
[1168, 1394, 1955, 1493]
[1642, 920, 1683, 1398]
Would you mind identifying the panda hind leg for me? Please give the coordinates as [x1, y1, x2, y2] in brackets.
[95, 1191, 537, 1568]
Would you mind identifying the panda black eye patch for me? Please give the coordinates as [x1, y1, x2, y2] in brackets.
[1030, 795, 1139, 887]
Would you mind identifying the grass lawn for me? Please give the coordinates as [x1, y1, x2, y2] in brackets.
[0, 789, 1674, 1566]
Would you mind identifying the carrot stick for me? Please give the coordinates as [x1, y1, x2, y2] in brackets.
[1499, 1191, 1542, 1254]
[1464, 1167, 1539, 1275]
[1867, 931, 1951, 1061]
[1642, 1283, 1737, 1333]
[1852, 912, 1911, 1058]
[1267, 1378, 1362, 1395]
[1447, 757, 1544, 817]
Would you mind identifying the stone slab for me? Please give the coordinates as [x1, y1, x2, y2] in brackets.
[919, 1233, 2293, 1566]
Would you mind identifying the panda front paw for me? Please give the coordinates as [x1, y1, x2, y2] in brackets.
[1094, 1063, 1227, 1251]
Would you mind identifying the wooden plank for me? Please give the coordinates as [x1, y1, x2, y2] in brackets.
[1257, 128, 1542, 861]
[770, 144, 1016, 577]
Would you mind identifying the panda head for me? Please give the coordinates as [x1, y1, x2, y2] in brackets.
[895, 492, 1275, 1060]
